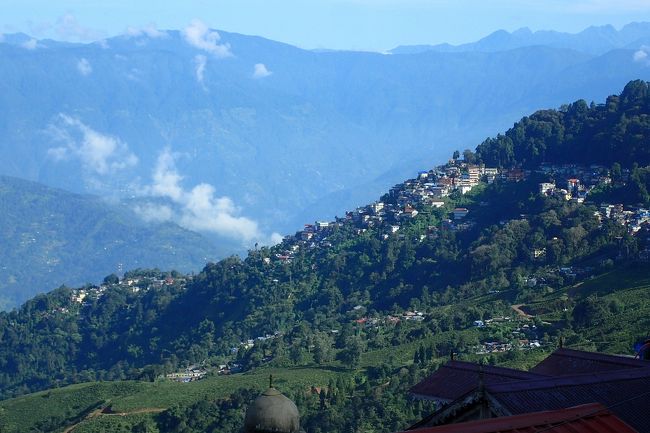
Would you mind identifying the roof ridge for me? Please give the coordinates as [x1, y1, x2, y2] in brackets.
[397, 403, 637, 433]
[488, 366, 650, 393]
[553, 348, 645, 366]
[448, 361, 546, 377]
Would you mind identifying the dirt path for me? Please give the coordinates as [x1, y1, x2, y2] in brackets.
[62, 407, 165, 432]
[62, 408, 104, 433]
[103, 407, 166, 416]
[511, 304, 534, 319]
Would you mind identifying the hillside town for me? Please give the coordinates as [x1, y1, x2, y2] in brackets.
[271, 158, 649, 265]
[51, 155, 650, 386]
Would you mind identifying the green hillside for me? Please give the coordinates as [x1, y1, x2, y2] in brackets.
[0, 176, 220, 309]
[1, 81, 650, 432]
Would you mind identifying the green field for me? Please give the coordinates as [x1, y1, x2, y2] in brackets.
[527, 265, 650, 353]
[0, 365, 346, 433]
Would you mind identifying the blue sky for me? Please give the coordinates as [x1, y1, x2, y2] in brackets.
[3, 0, 650, 51]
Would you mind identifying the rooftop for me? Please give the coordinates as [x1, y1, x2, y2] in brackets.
[530, 347, 649, 376]
[399, 403, 637, 433]
[487, 367, 650, 432]
[409, 360, 546, 402]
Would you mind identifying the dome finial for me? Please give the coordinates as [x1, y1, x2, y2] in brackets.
[269, 374, 274, 389]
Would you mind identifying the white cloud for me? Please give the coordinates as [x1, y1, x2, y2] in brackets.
[183, 19, 232, 58]
[194, 54, 208, 86]
[55, 13, 104, 41]
[47, 146, 68, 161]
[126, 24, 168, 39]
[77, 58, 92, 76]
[633, 46, 650, 66]
[21, 39, 39, 50]
[46, 114, 138, 175]
[142, 148, 280, 245]
[133, 203, 174, 223]
[149, 148, 184, 201]
[180, 185, 260, 238]
[252, 63, 272, 79]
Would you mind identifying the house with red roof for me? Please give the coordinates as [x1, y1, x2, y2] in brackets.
[407, 348, 650, 433]
[397, 403, 637, 433]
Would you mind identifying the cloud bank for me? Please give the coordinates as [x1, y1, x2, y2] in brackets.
[126, 24, 167, 39]
[633, 46, 650, 66]
[21, 39, 39, 50]
[138, 148, 281, 245]
[252, 63, 272, 79]
[77, 58, 92, 76]
[55, 13, 105, 41]
[183, 19, 232, 58]
[194, 54, 208, 86]
[47, 114, 138, 175]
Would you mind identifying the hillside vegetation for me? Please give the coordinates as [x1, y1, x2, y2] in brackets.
[1, 81, 650, 433]
[0, 176, 219, 309]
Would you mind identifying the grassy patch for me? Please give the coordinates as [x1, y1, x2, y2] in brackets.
[0, 366, 342, 432]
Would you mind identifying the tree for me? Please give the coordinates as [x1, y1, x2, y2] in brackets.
[611, 162, 622, 182]
[338, 337, 363, 369]
[463, 149, 477, 164]
[103, 273, 120, 285]
[313, 334, 334, 364]
[572, 295, 610, 328]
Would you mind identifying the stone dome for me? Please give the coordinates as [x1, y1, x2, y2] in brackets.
[243, 387, 301, 433]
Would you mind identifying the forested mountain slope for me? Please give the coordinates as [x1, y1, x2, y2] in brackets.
[0, 176, 219, 309]
[476, 79, 650, 168]
[1, 82, 650, 432]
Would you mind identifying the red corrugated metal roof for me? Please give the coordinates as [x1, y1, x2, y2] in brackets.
[409, 361, 546, 402]
[398, 403, 638, 433]
[487, 367, 650, 433]
[531, 348, 649, 376]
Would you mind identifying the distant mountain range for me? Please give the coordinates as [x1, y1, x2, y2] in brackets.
[0, 176, 219, 309]
[390, 22, 650, 55]
[1, 23, 650, 307]
[0, 24, 649, 239]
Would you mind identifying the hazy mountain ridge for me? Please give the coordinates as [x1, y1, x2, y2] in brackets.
[390, 22, 650, 55]
[1, 28, 648, 239]
[0, 175, 220, 309]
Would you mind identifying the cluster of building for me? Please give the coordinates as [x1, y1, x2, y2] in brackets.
[70, 275, 187, 306]
[534, 164, 649, 236]
[270, 160, 645, 266]
[473, 315, 542, 354]
[538, 162, 615, 182]
[70, 286, 109, 305]
[537, 163, 612, 201]
[352, 309, 426, 327]
[230, 332, 282, 354]
[538, 178, 591, 203]
[165, 365, 208, 383]
[272, 161, 500, 264]
[597, 204, 650, 235]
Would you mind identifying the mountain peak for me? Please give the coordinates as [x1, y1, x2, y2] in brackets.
[512, 27, 533, 36]
[389, 22, 650, 55]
